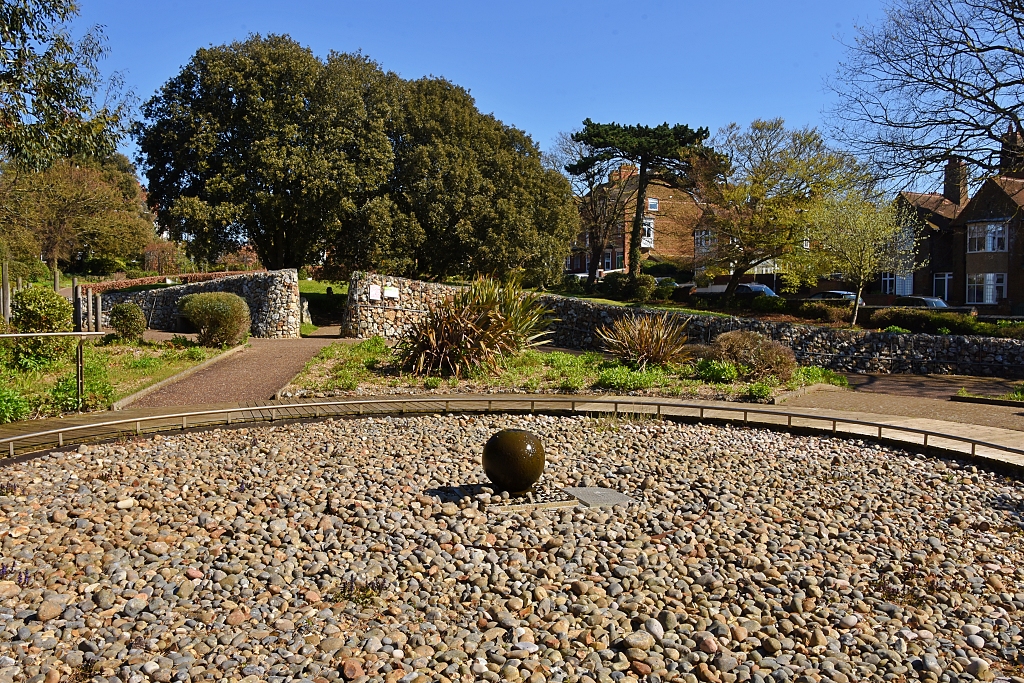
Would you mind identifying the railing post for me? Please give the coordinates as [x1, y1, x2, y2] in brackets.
[136, 421, 141, 435]
[530, 401, 535, 413]
[614, 402, 618, 417]
[787, 415, 792, 427]
[8, 442, 12, 457]
[924, 433, 929, 448]
[832, 420, 837, 433]
[182, 416, 187, 429]
[57, 433, 63, 447]
[76, 338, 84, 412]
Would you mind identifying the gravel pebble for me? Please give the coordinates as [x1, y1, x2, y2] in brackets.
[0, 413, 1020, 683]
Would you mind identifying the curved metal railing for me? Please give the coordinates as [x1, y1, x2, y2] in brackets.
[1, 396, 1022, 466]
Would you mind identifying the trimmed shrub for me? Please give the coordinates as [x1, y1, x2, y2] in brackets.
[597, 313, 690, 370]
[652, 285, 675, 301]
[599, 272, 629, 299]
[396, 277, 550, 377]
[883, 325, 910, 334]
[179, 292, 251, 347]
[795, 301, 851, 323]
[10, 285, 74, 369]
[708, 330, 796, 380]
[109, 302, 147, 342]
[750, 295, 788, 314]
[630, 274, 658, 302]
[560, 273, 584, 295]
[867, 308, 1004, 336]
[0, 388, 30, 423]
[695, 358, 739, 383]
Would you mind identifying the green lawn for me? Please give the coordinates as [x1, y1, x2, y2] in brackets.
[300, 280, 348, 325]
[285, 338, 846, 402]
[0, 337, 222, 420]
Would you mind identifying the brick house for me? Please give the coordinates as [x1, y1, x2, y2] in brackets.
[565, 165, 701, 276]
[902, 135, 1024, 314]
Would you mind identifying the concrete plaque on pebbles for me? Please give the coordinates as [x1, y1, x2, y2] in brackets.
[0, 414, 1021, 683]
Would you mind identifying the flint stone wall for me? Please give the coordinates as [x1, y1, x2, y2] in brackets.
[102, 269, 300, 339]
[343, 273, 1024, 377]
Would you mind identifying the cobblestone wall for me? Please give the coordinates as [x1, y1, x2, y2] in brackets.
[102, 269, 301, 338]
[343, 273, 1024, 377]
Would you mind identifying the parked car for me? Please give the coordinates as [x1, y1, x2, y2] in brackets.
[807, 290, 865, 306]
[693, 283, 779, 304]
[893, 296, 949, 308]
[735, 283, 779, 298]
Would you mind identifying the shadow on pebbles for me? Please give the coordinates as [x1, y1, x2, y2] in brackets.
[0, 413, 1022, 683]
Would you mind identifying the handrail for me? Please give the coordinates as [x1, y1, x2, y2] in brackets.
[0, 332, 106, 338]
[0, 396, 1022, 464]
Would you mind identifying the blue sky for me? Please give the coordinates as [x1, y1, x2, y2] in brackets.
[76, 0, 887, 159]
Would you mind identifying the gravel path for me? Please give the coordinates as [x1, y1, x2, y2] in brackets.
[1, 414, 1023, 683]
[131, 338, 341, 408]
[781, 386, 1024, 432]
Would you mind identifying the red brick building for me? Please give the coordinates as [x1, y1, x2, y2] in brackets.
[565, 165, 702, 276]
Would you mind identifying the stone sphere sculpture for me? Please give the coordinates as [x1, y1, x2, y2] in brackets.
[482, 429, 545, 494]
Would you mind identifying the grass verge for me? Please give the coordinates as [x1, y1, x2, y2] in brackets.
[285, 337, 847, 401]
[0, 335, 221, 421]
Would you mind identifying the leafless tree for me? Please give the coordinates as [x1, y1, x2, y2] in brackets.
[828, 0, 1024, 186]
[548, 132, 637, 289]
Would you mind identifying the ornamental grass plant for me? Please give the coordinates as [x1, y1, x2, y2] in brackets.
[596, 312, 691, 370]
[396, 277, 551, 378]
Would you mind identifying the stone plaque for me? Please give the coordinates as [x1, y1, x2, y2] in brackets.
[563, 487, 634, 508]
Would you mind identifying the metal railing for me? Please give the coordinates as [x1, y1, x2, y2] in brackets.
[1, 396, 1022, 465]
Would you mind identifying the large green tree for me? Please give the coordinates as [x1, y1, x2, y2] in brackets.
[0, 0, 127, 169]
[567, 120, 711, 281]
[693, 119, 869, 297]
[135, 35, 396, 269]
[1, 154, 154, 273]
[380, 77, 577, 284]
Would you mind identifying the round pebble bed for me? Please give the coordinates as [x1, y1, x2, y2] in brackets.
[0, 414, 1022, 683]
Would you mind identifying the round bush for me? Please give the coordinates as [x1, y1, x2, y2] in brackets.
[109, 303, 147, 342]
[709, 330, 797, 381]
[10, 285, 74, 368]
[629, 274, 658, 302]
[179, 292, 251, 347]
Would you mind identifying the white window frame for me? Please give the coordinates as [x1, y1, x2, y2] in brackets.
[882, 272, 913, 296]
[647, 197, 659, 211]
[694, 229, 714, 254]
[967, 273, 1006, 304]
[967, 222, 1007, 252]
[933, 272, 953, 301]
[603, 251, 612, 270]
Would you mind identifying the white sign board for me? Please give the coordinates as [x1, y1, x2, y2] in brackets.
[368, 284, 382, 301]
[383, 286, 400, 299]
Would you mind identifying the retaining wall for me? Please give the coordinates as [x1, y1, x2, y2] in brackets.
[102, 269, 301, 339]
[343, 272, 1024, 377]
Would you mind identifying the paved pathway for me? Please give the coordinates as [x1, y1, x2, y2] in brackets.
[843, 372, 1019, 399]
[131, 336, 341, 408]
[782, 382, 1024, 432]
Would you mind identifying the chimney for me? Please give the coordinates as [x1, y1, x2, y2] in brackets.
[1000, 123, 1024, 177]
[943, 157, 967, 205]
